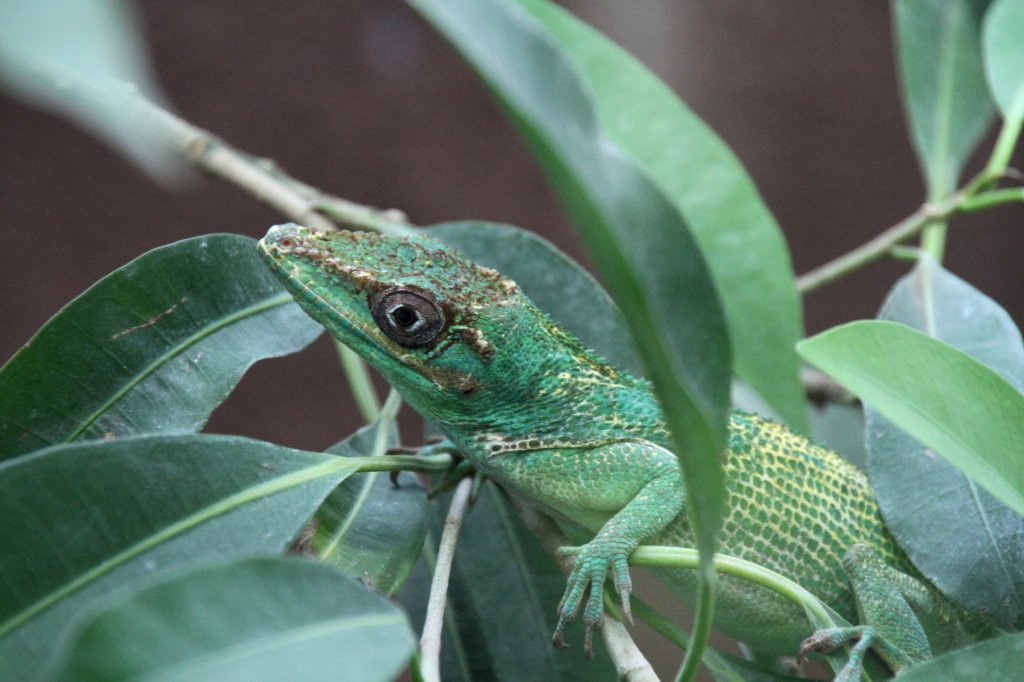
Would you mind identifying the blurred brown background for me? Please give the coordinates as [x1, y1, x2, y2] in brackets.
[4, 0, 1023, 445]
[2, 2, 1021, 677]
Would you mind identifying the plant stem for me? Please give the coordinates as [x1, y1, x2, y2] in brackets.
[675, 575, 713, 682]
[350, 453, 454, 474]
[797, 196, 959, 294]
[983, 114, 1024, 184]
[336, 342, 382, 422]
[29, 58, 411, 235]
[419, 477, 473, 682]
[630, 547, 837, 631]
[919, 220, 947, 262]
[960, 187, 1024, 212]
[800, 111, 1024, 293]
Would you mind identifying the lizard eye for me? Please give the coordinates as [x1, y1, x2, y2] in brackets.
[370, 289, 445, 348]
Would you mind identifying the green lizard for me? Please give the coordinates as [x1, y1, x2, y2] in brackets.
[258, 223, 989, 680]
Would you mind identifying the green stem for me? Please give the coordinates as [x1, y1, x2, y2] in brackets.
[312, 195, 417, 237]
[797, 201, 951, 294]
[675, 574, 714, 682]
[919, 220, 947, 262]
[983, 114, 1024, 184]
[336, 341, 382, 422]
[350, 453, 454, 474]
[799, 112, 1024, 293]
[960, 187, 1024, 212]
[888, 245, 924, 262]
[624, 595, 689, 650]
[630, 546, 838, 635]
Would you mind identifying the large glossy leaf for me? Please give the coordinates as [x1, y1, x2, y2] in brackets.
[894, 0, 994, 199]
[408, 0, 730, 598]
[983, 0, 1024, 121]
[867, 257, 1024, 628]
[0, 0, 179, 179]
[514, 0, 806, 431]
[0, 434, 357, 680]
[427, 221, 641, 375]
[314, 416, 428, 596]
[0, 234, 323, 461]
[798, 321, 1024, 517]
[899, 631, 1024, 681]
[397, 485, 618, 681]
[48, 557, 414, 682]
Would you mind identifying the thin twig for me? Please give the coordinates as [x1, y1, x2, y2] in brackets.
[419, 476, 473, 682]
[28, 57, 409, 234]
[797, 202, 944, 294]
[509, 497, 660, 682]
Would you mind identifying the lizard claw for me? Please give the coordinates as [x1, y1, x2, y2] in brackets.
[613, 554, 633, 625]
[799, 626, 873, 682]
[552, 540, 634, 654]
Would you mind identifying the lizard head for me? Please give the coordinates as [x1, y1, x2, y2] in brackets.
[258, 223, 541, 416]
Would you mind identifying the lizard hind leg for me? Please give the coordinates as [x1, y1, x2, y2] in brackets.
[800, 543, 931, 679]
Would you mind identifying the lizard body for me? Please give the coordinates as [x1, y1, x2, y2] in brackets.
[258, 224, 988, 679]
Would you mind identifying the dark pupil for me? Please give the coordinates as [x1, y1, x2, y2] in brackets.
[391, 305, 418, 329]
[371, 289, 444, 349]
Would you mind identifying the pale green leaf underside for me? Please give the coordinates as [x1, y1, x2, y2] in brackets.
[0, 435, 356, 680]
[983, 0, 1024, 121]
[867, 257, 1024, 628]
[0, 0, 179, 178]
[48, 557, 414, 682]
[894, 0, 994, 198]
[799, 320, 1024, 518]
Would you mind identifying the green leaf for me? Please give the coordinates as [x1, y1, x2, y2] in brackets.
[514, 0, 806, 431]
[894, 0, 994, 199]
[408, 0, 730, 597]
[983, 0, 1024, 121]
[0, 0, 179, 179]
[0, 434, 357, 680]
[314, 417, 428, 596]
[867, 257, 1024, 628]
[798, 320, 1024, 517]
[899, 631, 1024, 681]
[397, 485, 617, 681]
[48, 556, 413, 682]
[427, 221, 642, 376]
[0, 234, 323, 461]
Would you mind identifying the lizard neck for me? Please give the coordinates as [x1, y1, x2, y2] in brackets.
[394, 315, 670, 453]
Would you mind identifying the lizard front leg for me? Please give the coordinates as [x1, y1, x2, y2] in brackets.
[487, 440, 685, 657]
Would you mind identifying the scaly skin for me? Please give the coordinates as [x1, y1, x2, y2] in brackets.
[258, 224, 988, 678]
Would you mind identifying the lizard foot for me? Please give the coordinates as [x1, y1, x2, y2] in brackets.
[425, 459, 475, 499]
[386, 439, 461, 488]
[552, 540, 633, 658]
[799, 626, 874, 682]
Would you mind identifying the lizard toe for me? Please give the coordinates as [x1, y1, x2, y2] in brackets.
[611, 554, 633, 624]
